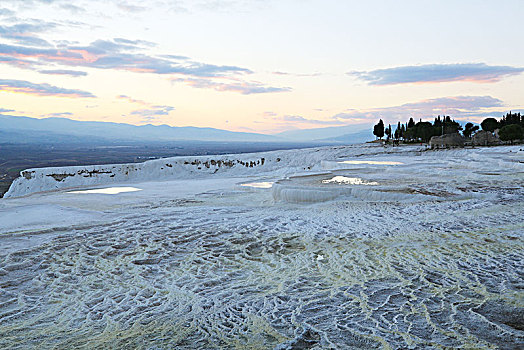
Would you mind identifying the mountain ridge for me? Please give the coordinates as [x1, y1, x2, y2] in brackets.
[0, 114, 372, 144]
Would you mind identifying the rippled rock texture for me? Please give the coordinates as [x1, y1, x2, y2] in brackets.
[1, 203, 522, 348]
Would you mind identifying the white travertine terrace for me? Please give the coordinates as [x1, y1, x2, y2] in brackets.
[1, 144, 523, 348]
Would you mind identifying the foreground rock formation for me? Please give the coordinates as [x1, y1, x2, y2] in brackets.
[429, 132, 465, 149]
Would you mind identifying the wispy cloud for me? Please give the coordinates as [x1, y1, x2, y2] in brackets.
[118, 94, 175, 121]
[0, 8, 15, 17]
[130, 105, 175, 122]
[262, 95, 509, 131]
[0, 17, 283, 95]
[117, 2, 147, 13]
[0, 21, 55, 47]
[272, 71, 322, 77]
[176, 77, 291, 94]
[117, 94, 148, 105]
[350, 63, 524, 85]
[0, 39, 252, 77]
[59, 4, 84, 14]
[278, 115, 344, 126]
[39, 69, 87, 77]
[334, 96, 505, 122]
[160, 0, 271, 13]
[130, 105, 174, 116]
[0, 108, 14, 113]
[0, 55, 39, 68]
[258, 113, 346, 133]
[45, 111, 73, 117]
[0, 79, 95, 98]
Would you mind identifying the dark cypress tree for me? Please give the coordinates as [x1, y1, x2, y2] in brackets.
[385, 124, 392, 140]
[408, 118, 415, 128]
[442, 117, 462, 134]
[373, 119, 385, 139]
[415, 121, 434, 142]
[434, 116, 442, 127]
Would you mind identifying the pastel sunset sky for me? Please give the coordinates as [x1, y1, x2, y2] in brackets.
[0, 0, 523, 133]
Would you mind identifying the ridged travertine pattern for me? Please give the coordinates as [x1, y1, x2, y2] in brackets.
[1, 198, 523, 349]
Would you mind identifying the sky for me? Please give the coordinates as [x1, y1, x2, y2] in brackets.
[0, 0, 523, 133]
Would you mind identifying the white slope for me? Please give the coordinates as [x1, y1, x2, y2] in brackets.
[5, 143, 419, 198]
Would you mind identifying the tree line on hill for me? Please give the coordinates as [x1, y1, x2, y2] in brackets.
[373, 112, 523, 143]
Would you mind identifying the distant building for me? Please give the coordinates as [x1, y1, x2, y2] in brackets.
[430, 133, 465, 149]
[472, 130, 501, 146]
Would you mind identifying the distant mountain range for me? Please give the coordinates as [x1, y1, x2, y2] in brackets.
[0, 114, 373, 144]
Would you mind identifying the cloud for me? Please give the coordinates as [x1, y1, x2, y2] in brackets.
[117, 2, 148, 13]
[0, 21, 55, 47]
[176, 77, 291, 94]
[0, 108, 14, 112]
[0, 39, 252, 77]
[39, 69, 88, 77]
[0, 8, 15, 17]
[117, 94, 148, 105]
[0, 79, 95, 98]
[272, 71, 322, 77]
[259, 114, 346, 133]
[0, 55, 40, 68]
[263, 96, 509, 130]
[46, 112, 73, 117]
[0, 18, 278, 94]
[118, 94, 175, 122]
[350, 63, 524, 85]
[278, 115, 344, 126]
[334, 96, 505, 122]
[159, 54, 189, 60]
[130, 105, 175, 122]
[113, 37, 156, 47]
[59, 4, 84, 14]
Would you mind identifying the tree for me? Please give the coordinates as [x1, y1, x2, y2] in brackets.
[498, 124, 523, 144]
[462, 122, 479, 138]
[442, 117, 462, 134]
[481, 118, 499, 132]
[500, 111, 522, 127]
[373, 119, 385, 139]
[434, 116, 442, 128]
[403, 127, 414, 141]
[407, 117, 415, 128]
[384, 124, 391, 140]
[414, 121, 434, 142]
